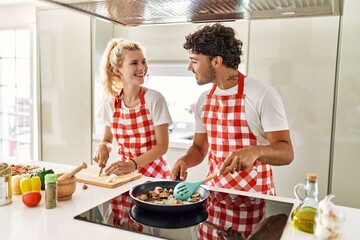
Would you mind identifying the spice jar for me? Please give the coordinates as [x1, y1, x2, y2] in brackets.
[45, 173, 57, 209]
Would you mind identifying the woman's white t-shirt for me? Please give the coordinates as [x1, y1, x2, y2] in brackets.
[195, 76, 289, 145]
[97, 89, 173, 127]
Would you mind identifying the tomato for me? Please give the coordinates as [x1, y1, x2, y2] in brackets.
[22, 191, 42, 207]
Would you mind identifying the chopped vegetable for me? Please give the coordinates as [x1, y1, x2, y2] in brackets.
[105, 173, 117, 183]
[10, 164, 40, 176]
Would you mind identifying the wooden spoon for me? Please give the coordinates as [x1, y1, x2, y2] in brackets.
[173, 172, 219, 201]
[58, 162, 87, 181]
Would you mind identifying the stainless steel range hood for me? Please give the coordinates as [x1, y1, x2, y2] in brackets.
[41, 0, 340, 26]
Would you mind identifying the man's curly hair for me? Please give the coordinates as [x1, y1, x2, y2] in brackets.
[183, 23, 243, 69]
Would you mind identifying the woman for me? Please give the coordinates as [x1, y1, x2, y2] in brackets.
[93, 38, 172, 179]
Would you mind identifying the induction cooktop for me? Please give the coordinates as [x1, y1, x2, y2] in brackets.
[74, 187, 294, 240]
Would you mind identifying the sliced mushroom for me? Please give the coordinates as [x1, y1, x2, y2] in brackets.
[138, 194, 147, 201]
[188, 197, 200, 202]
[148, 190, 159, 198]
[159, 191, 170, 199]
[154, 186, 163, 192]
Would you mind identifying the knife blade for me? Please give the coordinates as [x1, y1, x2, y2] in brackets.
[98, 167, 103, 177]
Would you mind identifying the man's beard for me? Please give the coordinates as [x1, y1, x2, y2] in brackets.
[195, 65, 216, 86]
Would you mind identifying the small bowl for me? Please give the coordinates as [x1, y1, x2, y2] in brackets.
[57, 174, 76, 201]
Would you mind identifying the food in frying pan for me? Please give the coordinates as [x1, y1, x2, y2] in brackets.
[136, 186, 201, 205]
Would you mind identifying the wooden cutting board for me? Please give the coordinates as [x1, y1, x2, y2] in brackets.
[75, 165, 142, 188]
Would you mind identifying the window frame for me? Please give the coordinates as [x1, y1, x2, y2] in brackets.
[0, 25, 38, 161]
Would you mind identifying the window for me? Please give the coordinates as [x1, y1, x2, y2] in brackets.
[145, 75, 209, 140]
[0, 28, 34, 161]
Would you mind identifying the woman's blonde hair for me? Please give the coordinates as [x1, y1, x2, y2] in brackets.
[99, 38, 143, 98]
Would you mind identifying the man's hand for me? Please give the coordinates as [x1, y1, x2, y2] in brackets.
[219, 146, 259, 175]
[170, 157, 188, 181]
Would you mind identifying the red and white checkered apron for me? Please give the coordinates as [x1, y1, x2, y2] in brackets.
[110, 88, 170, 232]
[197, 72, 275, 239]
[200, 192, 265, 239]
[111, 87, 171, 179]
[110, 192, 144, 232]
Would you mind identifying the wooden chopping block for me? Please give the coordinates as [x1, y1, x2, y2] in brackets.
[58, 162, 87, 181]
[75, 165, 142, 188]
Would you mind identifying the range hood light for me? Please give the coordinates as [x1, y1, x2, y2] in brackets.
[281, 11, 296, 15]
[198, 10, 210, 14]
[143, 16, 190, 24]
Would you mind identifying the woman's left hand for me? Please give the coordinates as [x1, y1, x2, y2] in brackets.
[104, 161, 134, 175]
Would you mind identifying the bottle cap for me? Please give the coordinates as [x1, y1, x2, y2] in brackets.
[307, 173, 318, 181]
[45, 173, 58, 183]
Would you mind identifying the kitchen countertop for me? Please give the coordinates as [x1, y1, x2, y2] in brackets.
[1, 161, 359, 240]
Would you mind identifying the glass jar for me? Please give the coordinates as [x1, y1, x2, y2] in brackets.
[291, 173, 319, 233]
[45, 173, 57, 209]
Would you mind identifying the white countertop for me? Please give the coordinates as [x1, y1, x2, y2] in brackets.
[1, 161, 359, 240]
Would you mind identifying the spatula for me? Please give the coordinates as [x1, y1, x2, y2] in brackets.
[173, 172, 219, 201]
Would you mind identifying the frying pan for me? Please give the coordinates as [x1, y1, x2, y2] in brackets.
[129, 181, 209, 213]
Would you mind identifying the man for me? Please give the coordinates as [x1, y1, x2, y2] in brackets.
[170, 23, 294, 196]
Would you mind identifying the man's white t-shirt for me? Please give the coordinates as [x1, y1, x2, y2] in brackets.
[97, 89, 173, 127]
[195, 76, 289, 145]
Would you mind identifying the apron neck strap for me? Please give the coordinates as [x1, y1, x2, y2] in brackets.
[139, 87, 145, 105]
[209, 71, 245, 97]
[115, 87, 145, 108]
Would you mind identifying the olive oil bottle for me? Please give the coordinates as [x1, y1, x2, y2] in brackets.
[291, 173, 319, 233]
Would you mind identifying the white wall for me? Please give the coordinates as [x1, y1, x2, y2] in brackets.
[247, 16, 340, 201]
[0, 1, 45, 27]
[332, 0, 360, 208]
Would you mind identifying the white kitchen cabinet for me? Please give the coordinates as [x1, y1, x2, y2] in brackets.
[247, 16, 340, 201]
[332, 0, 360, 209]
[37, 7, 92, 165]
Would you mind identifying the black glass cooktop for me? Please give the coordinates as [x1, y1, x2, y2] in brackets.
[74, 187, 294, 240]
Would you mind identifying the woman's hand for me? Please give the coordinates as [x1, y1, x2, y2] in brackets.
[104, 161, 135, 175]
[93, 142, 111, 169]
